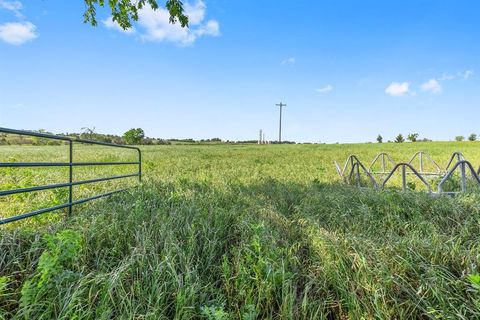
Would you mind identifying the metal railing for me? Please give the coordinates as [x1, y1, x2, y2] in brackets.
[368, 152, 396, 175]
[0, 127, 141, 225]
[407, 151, 442, 176]
[438, 160, 480, 194]
[445, 152, 465, 172]
[335, 151, 480, 195]
[381, 163, 432, 193]
[348, 161, 378, 189]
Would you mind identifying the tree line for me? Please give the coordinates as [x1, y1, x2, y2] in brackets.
[2, 128, 480, 146]
[376, 133, 479, 143]
[0, 128, 297, 146]
[0, 128, 170, 146]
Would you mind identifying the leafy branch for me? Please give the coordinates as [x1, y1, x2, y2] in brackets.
[83, 0, 189, 30]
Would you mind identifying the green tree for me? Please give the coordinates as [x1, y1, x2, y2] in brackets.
[395, 134, 405, 143]
[455, 135, 465, 142]
[468, 133, 477, 141]
[123, 128, 145, 145]
[83, 0, 188, 30]
[407, 133, 419, 142]
[376, 134, 383, 143]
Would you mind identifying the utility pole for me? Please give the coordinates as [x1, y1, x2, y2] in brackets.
[276, 102, 286, 143]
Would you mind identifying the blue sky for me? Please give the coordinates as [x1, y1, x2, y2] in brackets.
[0, 0, 479, 143]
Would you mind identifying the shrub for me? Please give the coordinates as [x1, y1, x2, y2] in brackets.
[407, 133, 419, 142]
[395, 134, 405, 143]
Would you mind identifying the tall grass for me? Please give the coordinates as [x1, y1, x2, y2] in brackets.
[1, 142, 480, 318]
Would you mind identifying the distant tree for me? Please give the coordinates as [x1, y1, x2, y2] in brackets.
[468, 133, 477, 141]
[81, 126, 96, 140]
[376, 134, 383, 143]
[123, 128, 145, 145]
[455, 136, 465, 142]
[83, 0, 188, 30]
[395, 134, 405, 143]
[407, 133, 419, 142]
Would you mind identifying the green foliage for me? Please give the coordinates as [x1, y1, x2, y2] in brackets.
[468, 133, 477, 141]
[455, 135, 465, 142]
[83, 0, 188, 30]
[395, 133, 405, 143]
[17, 230, 83, 319]
[123, 128, 145, 145]
[201, 304, 231, 320]
[0, 277, 8, 295]
[0, 276, 9, 318]
[469, 274, 480, 289]
[407, 133, 419, 142]
[3, 143, 480, 318]
[376, 134, 383, 143]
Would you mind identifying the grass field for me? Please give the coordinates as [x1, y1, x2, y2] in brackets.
[1, 142, 480, 319]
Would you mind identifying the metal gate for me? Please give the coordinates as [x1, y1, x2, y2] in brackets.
[0, 127, 141, 225]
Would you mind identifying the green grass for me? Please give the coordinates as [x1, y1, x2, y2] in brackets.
[1, 142, 480, 319]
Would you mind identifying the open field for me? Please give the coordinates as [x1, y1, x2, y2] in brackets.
[1, 142, 480, 319]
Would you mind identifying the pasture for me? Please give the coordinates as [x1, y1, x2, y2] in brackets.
[1, 142, 480, 319]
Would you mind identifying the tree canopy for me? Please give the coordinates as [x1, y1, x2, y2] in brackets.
[83, 0, 189, 30]
[395, 134, 404, 143]
[407, 133, 419, 142]
[123, 128, 145, 145]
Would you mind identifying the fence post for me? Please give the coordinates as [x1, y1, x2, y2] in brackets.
[460, 162, 467, 192]
[68, 140, 73, 216]
[381, 154, 385, 174]
[356, 164, 361, 187]
[419, 152, 423, 174]
[402, 164, 407, 191]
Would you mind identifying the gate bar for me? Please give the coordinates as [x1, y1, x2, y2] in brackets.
[0, 127, 142, 225]
[0, 173, 139, 197]
[0, 189, 126, 225]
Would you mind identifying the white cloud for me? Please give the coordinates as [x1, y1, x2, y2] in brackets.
[421, 79, 442, 94]
[195, 20, 219, 37]
[0, 0, 23, 18]
[281, 57, 296, 65]
[385, 82, 410, 97]
[104, 0, 220, 45]
[0, 1, 38, 45]
[459, 69, 474, 79]
[316, 85, 333, 93]
[0, 21, 37, 45]
[103, 17, 136, 34]
[438, 70, 474, 82]
[439, 73, 455, 81]
[183, 0, 206, 25]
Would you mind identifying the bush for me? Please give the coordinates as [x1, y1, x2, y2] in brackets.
[407, 133, 419, 142]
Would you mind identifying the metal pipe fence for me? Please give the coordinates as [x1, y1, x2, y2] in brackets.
[335, 151, 480, 195]
[0, 127, 142, 225]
